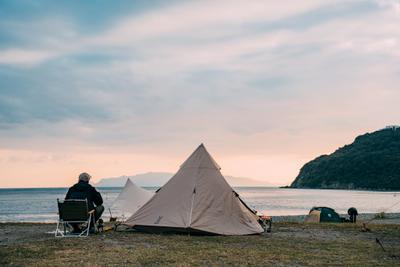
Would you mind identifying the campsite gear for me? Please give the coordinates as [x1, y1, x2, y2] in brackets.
[111, 178, 154, 219]
[55, 199, 98, 237]
[348, 207, 358, 223]
[108, 208, 117, 222]
[376, 238, 386, 252]
[304, 207, 342, 223]
[65, 180, 103, 211]
[102, 226, 114, 232]
[360, 195, 400, 252]
[125, 144, 264, 235]
[258, 215, 272, 233]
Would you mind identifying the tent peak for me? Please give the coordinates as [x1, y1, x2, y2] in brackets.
[196, 143, 206, 150]
[180, 144, 221, 170]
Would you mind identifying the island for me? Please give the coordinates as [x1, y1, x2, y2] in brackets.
[290, 126, 400, 190]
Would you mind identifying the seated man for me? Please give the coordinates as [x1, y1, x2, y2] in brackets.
[65, 172, 104, 232]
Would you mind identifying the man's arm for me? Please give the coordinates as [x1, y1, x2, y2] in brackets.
[65, 188, 72, 200]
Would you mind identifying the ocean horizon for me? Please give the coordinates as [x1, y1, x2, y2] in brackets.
[1, 187, 399, 223]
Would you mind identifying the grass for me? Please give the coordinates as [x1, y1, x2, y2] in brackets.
[1, 222, 400, 266]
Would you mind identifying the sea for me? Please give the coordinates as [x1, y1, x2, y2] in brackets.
[0, 187, 399, 222]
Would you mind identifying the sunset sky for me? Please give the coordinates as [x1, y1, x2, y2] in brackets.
[0, 0, 399, 188]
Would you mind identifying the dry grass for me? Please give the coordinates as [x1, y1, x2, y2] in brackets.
[1, 222, 400, 266]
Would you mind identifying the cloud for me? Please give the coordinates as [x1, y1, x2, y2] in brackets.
[0, 1, 399, 186]
[376, 0, 400, 12]
[89, 0, 329, 45]
[0, 0, 354, 67]
[0, 49, 54, 65]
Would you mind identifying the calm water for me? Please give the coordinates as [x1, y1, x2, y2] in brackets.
[0, 187, 399, 222]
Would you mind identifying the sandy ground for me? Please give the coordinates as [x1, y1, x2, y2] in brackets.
[0, 223, 55, 246]
[1, 214, 400, 266]
[1, 213, 399, 246]
[1, 222, 400, 266]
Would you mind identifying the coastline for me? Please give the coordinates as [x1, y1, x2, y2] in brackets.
[1, 212, 399, 244]
[2, 187, 399, 224]
[1, 186, 400, 191]
[280, 186, 400, 192]
[1, 212, 399, 224]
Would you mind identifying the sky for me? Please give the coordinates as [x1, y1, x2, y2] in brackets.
[0, 0, 399, 188]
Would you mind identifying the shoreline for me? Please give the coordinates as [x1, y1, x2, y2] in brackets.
[272, 212, 400, 223]
[1, 212, 399, 224]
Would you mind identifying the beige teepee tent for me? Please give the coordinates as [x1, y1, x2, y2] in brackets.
[125, 144, 264, 235]
[111, 178, 154, 218]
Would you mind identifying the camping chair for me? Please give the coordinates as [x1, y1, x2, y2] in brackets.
[55, 199, 97, 237]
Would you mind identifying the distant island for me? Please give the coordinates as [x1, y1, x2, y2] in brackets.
[95, 172, 274, 187]
[290, 126, 400, 191]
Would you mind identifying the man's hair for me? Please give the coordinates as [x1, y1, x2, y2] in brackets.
[78, 172, 91, 182]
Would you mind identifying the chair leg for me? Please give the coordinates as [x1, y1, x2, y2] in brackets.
[55, 220, 64, 237]
[86, 213, 92, 237]
[55, 221, 59, 237]
[79, 214, 91, 237]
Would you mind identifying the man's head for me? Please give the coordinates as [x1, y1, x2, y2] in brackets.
[78, 172, 91, 183]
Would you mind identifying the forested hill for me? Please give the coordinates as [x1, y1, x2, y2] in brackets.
[290, 126, 400, 190]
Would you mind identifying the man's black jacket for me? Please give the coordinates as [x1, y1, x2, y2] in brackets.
[65, 181, 103, 210]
